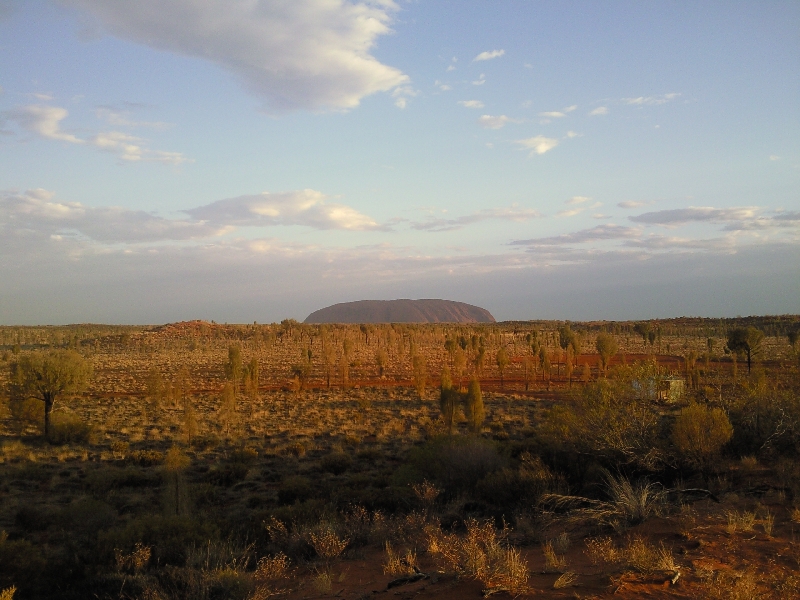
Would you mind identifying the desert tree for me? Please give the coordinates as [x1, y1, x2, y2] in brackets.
[672, 402, 733, 482]
[163, 446, 191, 516]
[412, 354, 428, 399]
[439, 367, 458, 435]
[453, 347, 467, 390]
[145, 366, 165, 417]
[224, 345, 243, 395]
[464, 378, 485, 433]
[9, 350, 92, 439]
[218, 382, 238, 439]
[242, 357, 259, 418]
[522, 355, 533, 391]
[374, 347, 388, 378]
[322, 343, 336, 388]
[495, 346, 510, 390]
[789, 328, 799, 353]
[595, 332, 618, 375]
[727, 326, 764, 373]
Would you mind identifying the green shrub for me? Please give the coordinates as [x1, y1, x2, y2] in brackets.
[87, 466, 160, 495]
[397, 435, 504, 497]
[0, 531, 47, 591]
[277, 476, 313, 505]
[672, 402, 733, 474]
[97, 515, 219, 566]
[206, 462, 249, 487]
[127, 449, 164, 466]
[47, 413, 94, 444]
[477, 453, 559, 509]
[321, 452, 352, 475]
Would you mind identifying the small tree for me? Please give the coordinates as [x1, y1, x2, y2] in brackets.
[495, 347, 510, 390]
[242, 358, 259, 418]
[9, 350, 92, 439]
[672, 402, 733, 480]
[727, 327, 764, 373]
[464, 378, 485, 433]
[145, 366, 164, 416]
[375, 348, 388, 378]
[595, 333, 618, 375]
[453, 347, 467, 389]
[218, 382, 237, 438]
[412, 354, 427, 399]
[439, 367, 457, 435]
[224, 345, 243, 395]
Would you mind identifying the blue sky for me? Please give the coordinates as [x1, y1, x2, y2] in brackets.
[1, 1, 798, 324]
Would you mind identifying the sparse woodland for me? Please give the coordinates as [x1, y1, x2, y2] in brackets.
[0, 316, 800, 599]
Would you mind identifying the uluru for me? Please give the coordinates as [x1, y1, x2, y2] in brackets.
[304, 299, 496, 324]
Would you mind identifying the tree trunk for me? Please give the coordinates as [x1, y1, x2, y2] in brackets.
[44, 394, 53, 439]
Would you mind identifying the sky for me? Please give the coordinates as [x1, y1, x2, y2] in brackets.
[0, 0, 798, 324]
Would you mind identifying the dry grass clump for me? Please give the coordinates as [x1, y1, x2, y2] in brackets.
[726, 510, 756, 534]
[541, 540, 568, 572]
[308, 524, 349, 560]
[583, 535, 676, 574]
[585, 536, 621, 566]
[698, 568, 762, 600]
[426, 519, 529, 596]
[114, 542, 152, 574]
[0, 587, 16, 600]
[383, 541, 418, 575]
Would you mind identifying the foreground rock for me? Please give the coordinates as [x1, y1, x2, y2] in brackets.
[304, 299, 496, 324]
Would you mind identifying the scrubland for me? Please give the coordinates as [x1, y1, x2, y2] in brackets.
[0, 316, 799, 599]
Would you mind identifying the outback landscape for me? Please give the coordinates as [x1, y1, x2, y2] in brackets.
[2, 313, 800, 599]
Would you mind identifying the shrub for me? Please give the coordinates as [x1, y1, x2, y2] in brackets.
[0, 531, 47, 592]
[47, 412, 94, 444]
[399, 436, 504, 498]
[672, 402, 733, 475]
[97, 515, 219, 566]
[206, 462, 249, 487]
[321, 452, 352, 475]
[277, 476, 313, 505]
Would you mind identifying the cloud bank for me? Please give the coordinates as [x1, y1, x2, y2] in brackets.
[61, 0, 409, 112]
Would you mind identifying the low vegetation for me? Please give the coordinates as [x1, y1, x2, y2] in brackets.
[0, 316, 799, 598]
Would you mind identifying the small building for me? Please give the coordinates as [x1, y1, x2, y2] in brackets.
[658, 376, 685, 402]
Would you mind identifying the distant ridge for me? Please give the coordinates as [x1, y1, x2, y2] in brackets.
[304, 299, 496, 324]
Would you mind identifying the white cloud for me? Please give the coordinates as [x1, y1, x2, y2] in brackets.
[472, 74, 486, 85]
[0, 188, 222, 243]
[618, 200, 652, 209]
[566, 196, 590, 205]
[446, 64, 456, 72]
[557, 208, 584, 217]
[563, 105, 577, 113]
[623, 93, 680, 106]
[589, 106, 608, 116]
[473, 49, 504, 61]
[515, 135, 559, 156]
[95, 107, 170, 129]
[539, 111, 565, 118]
[511, 224, 640, 246]
[60, 0, 408, 112]
[458, 100, 484, 109]
[477, 114, 519, 129]
[185, 189, 382, 231]
[5, 105, 84, 143]
[630, 206, 759, 225]
[769, 155, 781, 161]
[411, 206, 541, 232]
[4, 104, 190, 164]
